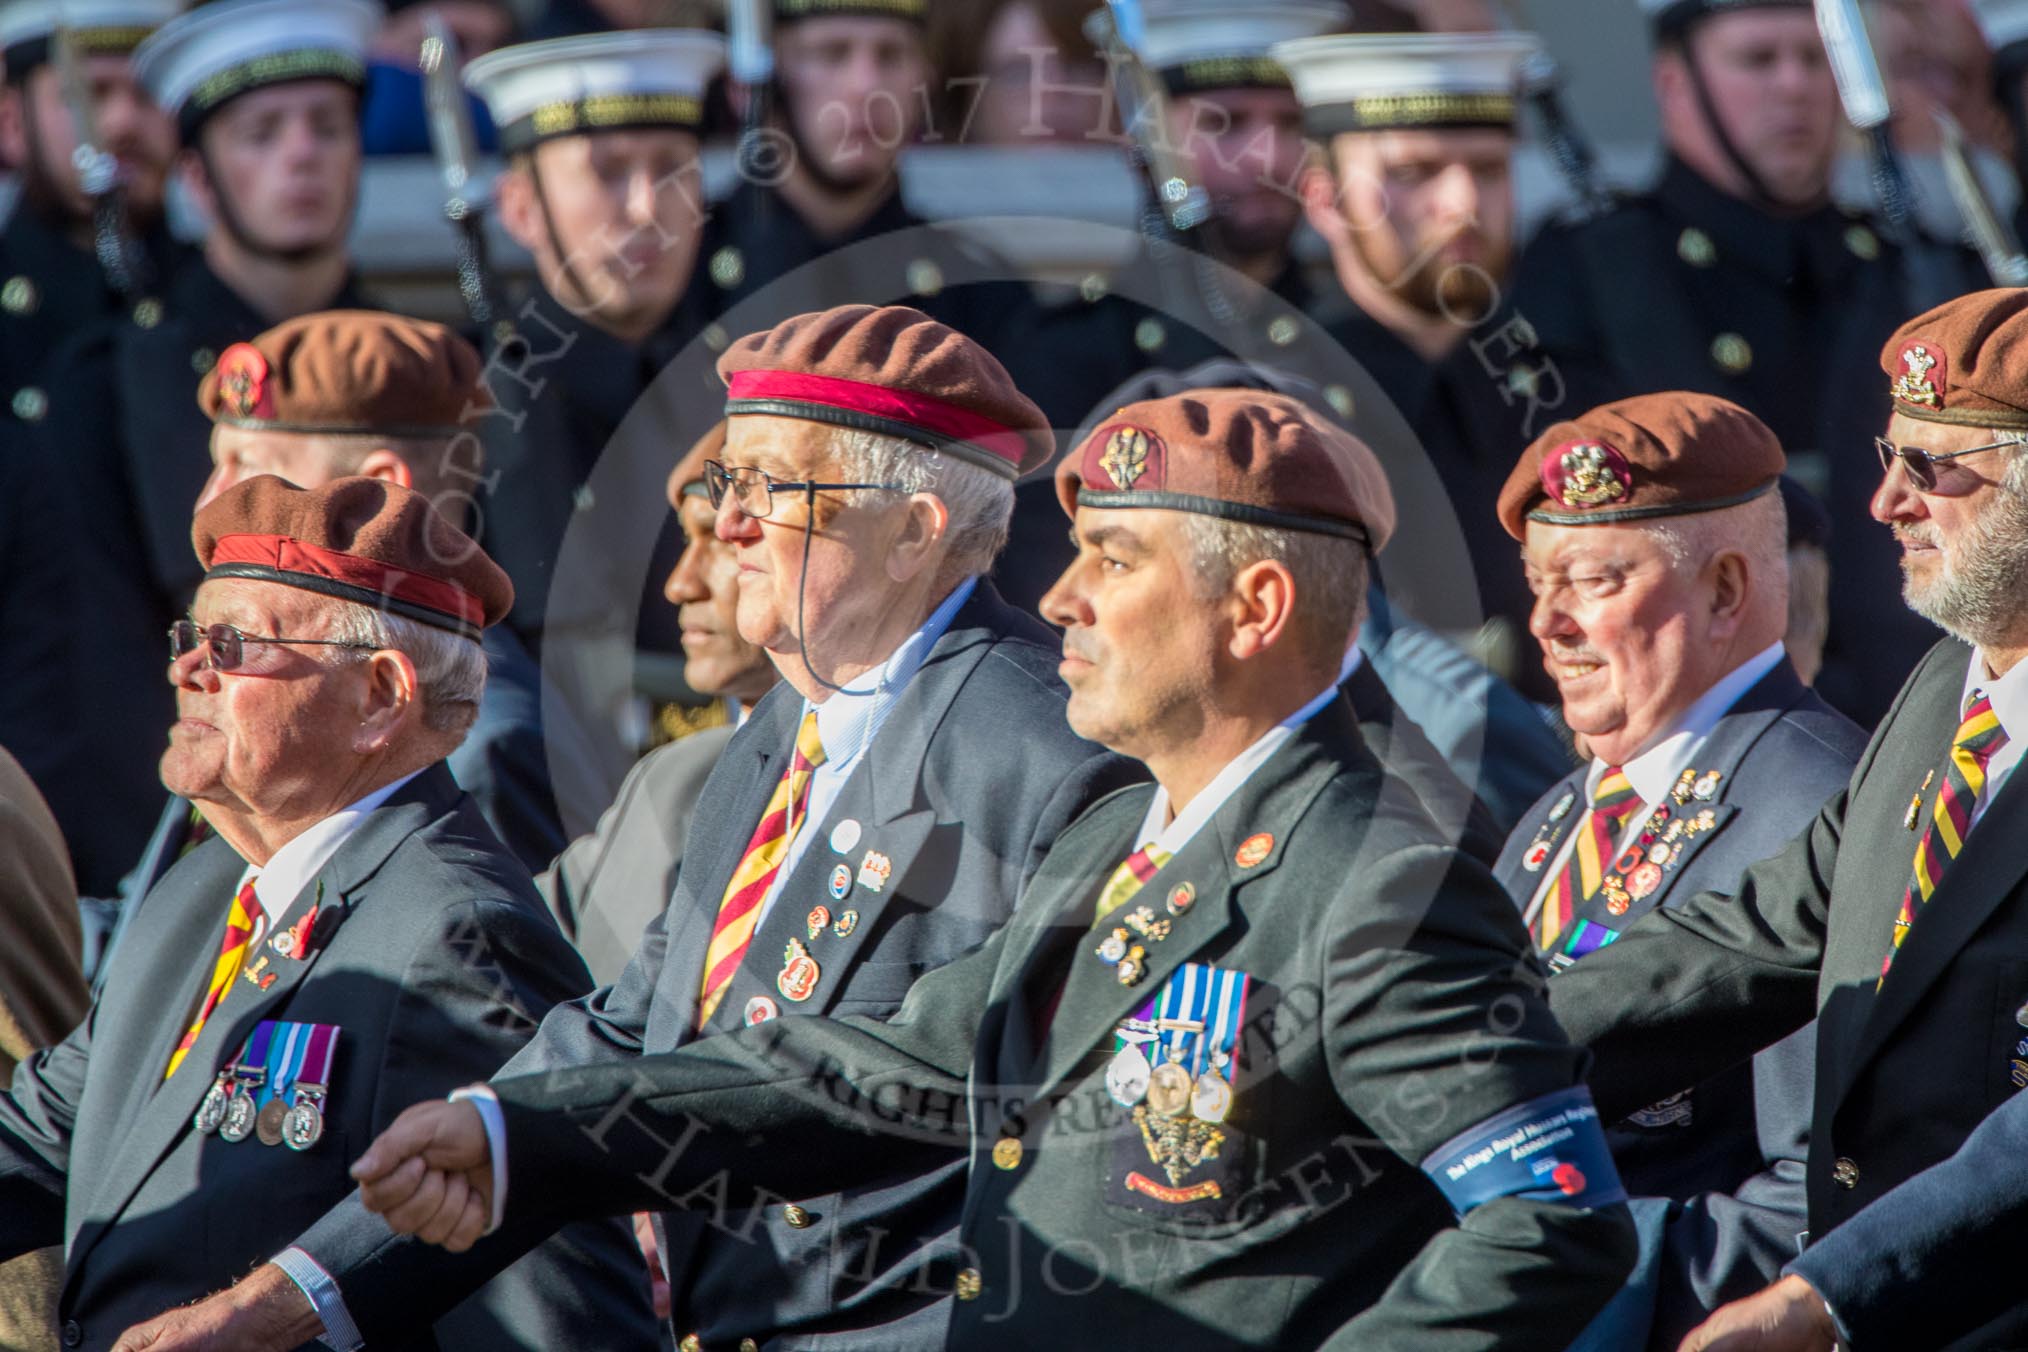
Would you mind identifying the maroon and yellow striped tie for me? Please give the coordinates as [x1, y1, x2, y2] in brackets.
[1094, 844, 1171, 924]
[1880, 691, 2010, 987]
[696, 711, 825, 1027]
[164, 878, 260, 1079]
[1535, 767, 1643, 953]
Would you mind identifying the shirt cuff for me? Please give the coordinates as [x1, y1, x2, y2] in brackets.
[270, 1247, 363, 1352]
[449, 1083, 508, 1234]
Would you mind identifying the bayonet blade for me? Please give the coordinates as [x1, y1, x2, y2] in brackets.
[1815, 0, 1891, 130]
[1934, 106, 2028, 285]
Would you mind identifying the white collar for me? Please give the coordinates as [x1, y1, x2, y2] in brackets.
[1589, 642, 1785, 805]
[1135, 682, 1342, 854]
[1963, 646, 2028, 738]
[239, 770, 422, 918]
[806, 576, 976, 770]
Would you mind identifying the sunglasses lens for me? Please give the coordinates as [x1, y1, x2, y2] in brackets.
[1901, 450, 1937, 492]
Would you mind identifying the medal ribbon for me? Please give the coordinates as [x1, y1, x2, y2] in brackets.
[296, 1024, 338, 1091]
[1200, 967, 1249, 1075]
[260, 1022, 309, 1110]
[236, 1021, 277, 1088]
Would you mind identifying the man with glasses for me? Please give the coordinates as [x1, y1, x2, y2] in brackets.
[1522, 288, 2028, 1350]
[0, 474, 663, 1352]
[112, 303, 1134, 1352]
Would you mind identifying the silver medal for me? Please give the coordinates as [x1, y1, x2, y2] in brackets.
[219, 1084, 258, 1143]
[1105, 1041, 1152, 1107]
[193, 1074, 232, 1135]
[282, 1095, 326, 1152]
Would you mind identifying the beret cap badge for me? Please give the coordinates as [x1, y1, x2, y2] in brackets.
[214, 342, 272, 421]
[1099, 425, 1156, 490]
[1543, 440, 1632, 510]
[1890, 341, 1943, 408]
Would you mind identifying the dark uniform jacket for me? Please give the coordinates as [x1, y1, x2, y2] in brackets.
[0, 765, 659, 1352]
[1510, 156, 1982, 723]
[31, 257, 373, 892]
[1548, 638, 2028, 1350]
[485, 695, 1637, 1350]
[1494, 660, 1863, 1339]
[278, 581, 1139, 1352]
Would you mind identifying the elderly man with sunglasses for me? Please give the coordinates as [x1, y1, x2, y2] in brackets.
[1527, 289, 2028, 1352]
[0, 474, 666, 1352]
[109, 303, 1135, 1352]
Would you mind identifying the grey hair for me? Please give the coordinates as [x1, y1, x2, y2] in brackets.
[323, 600, 488, 738]
[1181, 514, 1368, 675]
[1645, 488, 1790, 616]
[828, 427, 1014, 581]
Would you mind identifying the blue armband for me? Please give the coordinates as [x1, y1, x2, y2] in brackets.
[1419, 1085, 1626, 1217]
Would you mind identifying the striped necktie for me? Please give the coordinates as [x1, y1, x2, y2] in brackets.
[1094, 844, 1171, 925]
[697, 711, 826, 1027]
[164, 878, 260, 1079]
[1880, 690, 2010, 987]
[1535, 767, 1644, 954]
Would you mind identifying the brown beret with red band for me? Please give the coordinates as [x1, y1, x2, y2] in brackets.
[1880, 288, 2028, 430]
[716, 304, 1053, 478]
[1055, 388, 1395, 550]
[1497, 392, 1784, 539]
[192, 476, 512, 638]
[199, 310, 487, 436]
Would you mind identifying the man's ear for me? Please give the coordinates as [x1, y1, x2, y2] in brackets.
[1298, 160, 1346, 244]
[355, 449, 415, 489]
[177, 145, 214, 223]
[883, 491, 952, 585]
[1227, 557, 1298, 662]
[0, 85, 28, 167]
[1706, 548, 1750, 639]
[354, 646, 420, 752]
[494, 160, 542, 254]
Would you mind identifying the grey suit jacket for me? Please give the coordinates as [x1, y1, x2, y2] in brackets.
[1548, 638, 2028, 1349]
[540, 724, 736, 986]
[1496, 661, 1863, 1339]
[289, 581, 1140, 1351]
[0, 766, 659, 1352]
[488, 696, 1637, 1350]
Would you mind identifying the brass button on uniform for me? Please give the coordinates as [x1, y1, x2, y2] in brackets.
[11, 387, 46, 422]
[1266, 315, 1299, 347]
[991, 1135, 1023, 1170]
[191, 346, 216, 374]
[1133, 317, 1167, 353]
[905, 258, 944, 297]
[954, 1267, 983, 1301]
[132, 297, 163, 329]
[1831, 1156, 1859, 1189]
[1844, 223, 1880, 260]
[679, 1335, 703, 1352]
[1676, 227, 1716, 268]
[709, 246, 745, 289]
[2, 275, 38, 315]
[740, 1340, 759, 1352]
[782, 1203, 812, 1228]
[1710, 332, 1753, 374]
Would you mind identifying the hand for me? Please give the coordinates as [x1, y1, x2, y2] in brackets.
[1678, 1275, 1839, 1352]
[634, 1212, 671, 1319]
[112, 1265, 323, 1351]
[351, 1098, 494, 1251]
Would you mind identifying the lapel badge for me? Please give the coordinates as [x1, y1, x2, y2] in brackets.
[832, 908, 859, 938]
[1116, 943, 1149, 986]
[1166, 882, 1196, 916]
[1670, 770, 1696, 806]
[1627, 862, 1663, 900]
[1691, 770, 1722, 801]
[806, 905, 831, 941]
[1096, 927, 1130, 965]
[828, 864, 851, 900]
[830, 819, 861, 854]
[1523, 839, 1552, 872]
[1548, 790, 1575, 822]
[777, 939, 821, 1002]
[1122, 905, 1171, 943]
[240, 955, 275, 991]
[744, 995, 780, 1026]
[1613, 845, 1644, 876]
[1906, 769, 1935, 830]
[271, 903, 319, 959]
[1234, 833, 1273, 869]
[1684, 807, 1717, 836]
[856, 850, 892, 893]
[1603, 879, 1631, 915]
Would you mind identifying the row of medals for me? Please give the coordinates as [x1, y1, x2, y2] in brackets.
[1107, 1023, 1234, 1125]
[194, 1069, 327, 1152]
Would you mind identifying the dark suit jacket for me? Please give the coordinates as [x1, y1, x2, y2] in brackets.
[1495, 661, 1863, 1338]
[488, 697, 1637, 1350]
[288, 581, 1139, 1351]
[0, 766, 658, 1352]
[1548, 639, 2028, 1348]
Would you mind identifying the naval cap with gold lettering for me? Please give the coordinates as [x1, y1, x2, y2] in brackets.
[1271, 30, 1541, 137]
[773, 0, 925, 26]
[0, 0, 180, 81]
[1497, 392, 1785, 539]
[1056, 388, 1394, 551]
[1133, 0, 1347, 96]
[463, 30, 726, 156]
[133, 0, 380, 139]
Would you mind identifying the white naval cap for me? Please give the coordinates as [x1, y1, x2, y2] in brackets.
[1272, 31, 1540, 136]
[133, 0, 379, 132]
[1976, 0, 2028, 55]
[1132, 0, 1347, 93]
[0, 0, 181, 75]
[463, 29, 726, 155]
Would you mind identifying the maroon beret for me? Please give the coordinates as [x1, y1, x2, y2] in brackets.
[192, 476, 512, 637]
[716, 304, 1053, 478]
[1497, 392, 1784, 539]
[1880, 288, 2028, 430]
[199, 310, 486, 435]
[1055, 388, 1395, 549]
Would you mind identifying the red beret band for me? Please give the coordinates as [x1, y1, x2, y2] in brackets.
[206, 532, 486, 637]
[725, 369, 1027, 477]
